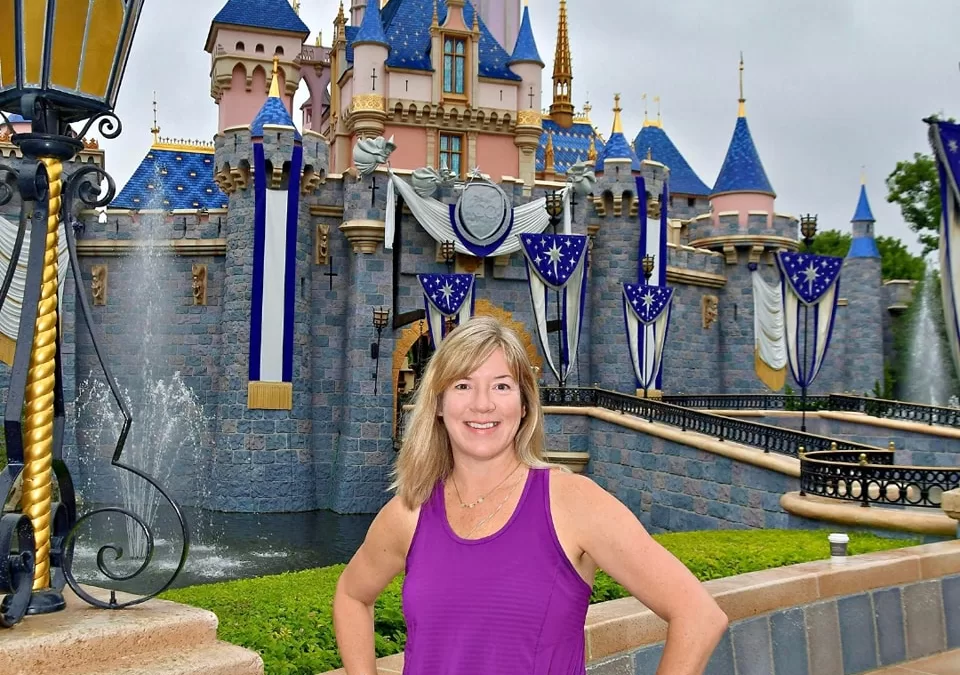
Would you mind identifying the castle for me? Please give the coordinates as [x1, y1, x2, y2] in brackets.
[0, 0, 892, 514]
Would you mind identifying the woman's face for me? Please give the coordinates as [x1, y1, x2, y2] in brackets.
[440, 348, 524, 462]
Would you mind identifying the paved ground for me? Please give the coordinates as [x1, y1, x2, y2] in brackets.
[867, 650, 960, 674]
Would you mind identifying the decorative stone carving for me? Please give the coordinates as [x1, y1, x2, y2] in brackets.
[412, 166, 455, 198]
[702, 294, 719, 330]
[316, 223, 330, 265]
[268, 164, 284, 190]
[91, 265, 107, 306]
[339, 219, 386, 254]
[748, 244, 765, 266]
[352, 94, 386, 113]
[723, 244, 738, 265]
[516, 110, 542, 127]
[192, 264, 207, 306]
[566, 161, 597, 197]
[646, 197, 661, 220]
[353, 135, 396, 176]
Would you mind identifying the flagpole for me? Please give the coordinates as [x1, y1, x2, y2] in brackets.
[798, 214, 819, 432]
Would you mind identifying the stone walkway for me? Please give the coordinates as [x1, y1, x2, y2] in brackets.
[866, 649, 960, 674]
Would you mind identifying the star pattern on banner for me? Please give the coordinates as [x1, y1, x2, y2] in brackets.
[623, 283, 674, 324]
[417, 274, 474, 316]
[778, 252, 843, 305]
[520, 234, 587, 288]
[935, 121, 960, 192]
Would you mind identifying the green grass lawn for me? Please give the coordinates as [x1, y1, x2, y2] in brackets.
[161, 529, 918, 675]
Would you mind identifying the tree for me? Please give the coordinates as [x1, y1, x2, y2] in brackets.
[885, 153, 940, 256]
[809, 230, 926, 281]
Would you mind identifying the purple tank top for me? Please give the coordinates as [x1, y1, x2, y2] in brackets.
[402, 467, 592, 674]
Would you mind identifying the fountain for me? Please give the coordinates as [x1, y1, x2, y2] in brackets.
[902, 267, 959, 405]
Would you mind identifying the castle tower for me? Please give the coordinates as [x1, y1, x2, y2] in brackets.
[350, 0, 368, 25]
[205, 0, 310, 133]
[476, 0, 522, 54]
[549, 0, 575, 128]
[509, 3, 545, 186]
[594, 94, 641, 178]
[349, 0, 390, 142]
[843, 180, 884, 394]
[688, 56, 798, 393]
[211, 58, 321, 512]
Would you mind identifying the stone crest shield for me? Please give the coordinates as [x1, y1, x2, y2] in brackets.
[455, 181, 511, 246]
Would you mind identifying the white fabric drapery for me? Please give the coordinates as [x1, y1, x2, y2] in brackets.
[385, 172, 551, 254]
[0, 215, 69, 343]
[751, 270, 787, 372]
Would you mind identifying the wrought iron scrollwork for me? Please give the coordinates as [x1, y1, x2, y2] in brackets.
[0, 514, 36, 627]
[56, 165, 190, 609]
[76, 111, 123, 142]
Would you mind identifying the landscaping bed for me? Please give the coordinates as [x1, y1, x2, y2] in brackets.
[161, 529, 918, 675]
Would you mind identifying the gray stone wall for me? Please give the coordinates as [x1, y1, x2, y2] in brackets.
[843, 256, 885, 396]
[589, 575, 960, 675]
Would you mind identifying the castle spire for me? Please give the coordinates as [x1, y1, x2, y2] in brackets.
[550, 0, 574, 128]
[738, 52, 746, 118]
[268, 54, 281, 98]
[612, 93, 623, 134]
[150, 91, 160, 144]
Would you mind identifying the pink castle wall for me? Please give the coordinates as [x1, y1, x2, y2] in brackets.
[476, 133, 519, 180]
[710, 193, 776, 228]
[382, 125, 428, 170]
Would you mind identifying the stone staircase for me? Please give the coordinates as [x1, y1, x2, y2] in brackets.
[0, 586, 263, 675]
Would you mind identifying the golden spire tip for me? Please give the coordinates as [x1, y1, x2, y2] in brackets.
[612, 93, 623, 134]
[738, 51, 746, 117]
[150, 91, 160, 144]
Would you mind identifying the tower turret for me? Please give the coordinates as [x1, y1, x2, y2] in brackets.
[594, 94, 641, 176]
[476, 0, 522, 54]
[510, 3, 545, 186]
[549, 0, 574, 128]
[849, 180, 880, 257]
[205, 0, 310, 134]
[349, 0, 391, 140]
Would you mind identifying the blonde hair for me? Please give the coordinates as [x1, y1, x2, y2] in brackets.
[390, 315, 551, 509]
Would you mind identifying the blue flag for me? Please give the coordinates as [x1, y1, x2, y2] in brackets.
[929, 119, 960, 383]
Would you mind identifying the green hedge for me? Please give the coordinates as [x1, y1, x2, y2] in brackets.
[161, 529, 917, 675]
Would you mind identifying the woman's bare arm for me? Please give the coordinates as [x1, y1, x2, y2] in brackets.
[333, 496, 418, 675]
[556, 473, 728, 674]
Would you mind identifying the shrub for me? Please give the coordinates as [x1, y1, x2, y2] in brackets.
[162, 529, 917, 675]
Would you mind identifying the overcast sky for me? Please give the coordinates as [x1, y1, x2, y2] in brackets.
[104, 0, 960, 255]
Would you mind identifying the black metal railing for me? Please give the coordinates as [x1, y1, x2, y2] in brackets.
[800, 449, 960, 509]
[663, 393, 960, 428]
[541, 387, 882, 458]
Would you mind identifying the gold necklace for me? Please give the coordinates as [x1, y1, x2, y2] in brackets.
[452, 462, 521, 509]
[463, 469, 526, 539]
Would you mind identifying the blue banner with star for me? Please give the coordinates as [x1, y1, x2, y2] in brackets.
[928, 119, 960, 383]
[520, 233, 589, 385]
[776, 251, 843, 388]
[622, 283, 674, 391]
[417, 273, 476, 346]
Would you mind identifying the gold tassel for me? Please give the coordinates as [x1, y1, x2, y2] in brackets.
[247, 381, 293, 410]
[755, 348, 787, 392]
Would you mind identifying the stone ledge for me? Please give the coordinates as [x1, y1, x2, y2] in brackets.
[543, 406, 800, 478]
[780, 492, 957, 537]
[665, 265, 726, 288]
[76, 239, 227, 257]
[339, 219, 385, 254]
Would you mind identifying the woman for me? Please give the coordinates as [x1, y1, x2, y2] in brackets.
[333, 316, 728, 674]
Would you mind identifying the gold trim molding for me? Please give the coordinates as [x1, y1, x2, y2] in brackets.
[310, 204, 345, 218]
[516, 110, 542, 127]
[77, 239, 227, 257]
[339, 219, 385, 254]
[248, 381, 293, 410]
[688, 234, 799, 252]
[352, 94, 386, 112]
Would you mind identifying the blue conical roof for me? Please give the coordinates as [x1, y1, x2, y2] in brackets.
[208, 0, 309, 41]
[509, 6, 543, 66]
[251, 68, 301, 140]
[852, 184, 875, 222]
[595, 132, 641, 173]
[354, 0, 389, 48]
[634, 125, 710, 196]
[712, 116, 775, 197]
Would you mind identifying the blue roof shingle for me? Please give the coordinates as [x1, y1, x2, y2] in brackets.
[251, 96, 301, 140]
[595, 131, 641, 173]
[347, 0, 520, 81]
[712, 116, 775, 196]
[852, 184, 875, 222]
[354, 0, 389, 48]
[633, 125, 710, 196]
[509, 5, 543, 66]
[209, 0, 310, 36]
[112, 147, 227, 211]
[537, 119, 603, 174]
[848, 237, 880, 259]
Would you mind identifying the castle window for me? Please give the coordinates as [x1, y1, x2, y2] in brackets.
[255, 44, 265, 53]
[275, 46, 284, 56]
[439, 133, 463, 177]
[235, 41, 245, 51]
[443, 37, 466, 95]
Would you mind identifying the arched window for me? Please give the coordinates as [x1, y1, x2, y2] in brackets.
[255, 44, 265, 53]
[275, 46, 284, 55]
[235, 41, 245, 51]
[443, 37, 466, 95]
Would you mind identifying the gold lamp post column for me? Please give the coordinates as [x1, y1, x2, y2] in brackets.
[0, 0, 145, 614]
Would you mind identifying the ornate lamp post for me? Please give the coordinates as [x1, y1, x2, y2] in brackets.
[440, 239, 456, 273]
[0, 1, 156, 626]
[372, 307, 390, 394]
[798, 214, 817, 430]
[642, 254, 655, 283]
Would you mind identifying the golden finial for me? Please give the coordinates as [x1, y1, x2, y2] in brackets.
[269, 55, 281, 98]
[587, 135, 597, 162]
[612, 93, 623, 134]
[292, 0, 300, 15]
[431, 0, 439, 27]
[544, 131, 555, 172]
[738, 51, 746, 117]
[150, 91, 160, 144]
[641, 93, 648, 124]
[655, 95, 661, 126]
[550, 0, 574, 128]
[646, 147, 652, 161]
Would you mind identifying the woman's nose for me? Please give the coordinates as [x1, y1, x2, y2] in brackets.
[470, 388, 495, 411]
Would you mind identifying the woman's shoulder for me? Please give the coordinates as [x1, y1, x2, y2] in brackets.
[369, 494, 423, 557]
[547, 469, 613, 514]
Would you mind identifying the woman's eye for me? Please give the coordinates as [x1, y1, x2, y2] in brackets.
[495, 383, 512, 391]
[454, 383, 469, 390]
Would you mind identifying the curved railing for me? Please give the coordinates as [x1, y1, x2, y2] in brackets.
[540, 387, 881, 458]
[662, 393, 960, 428]
[800, 448, 960, 509]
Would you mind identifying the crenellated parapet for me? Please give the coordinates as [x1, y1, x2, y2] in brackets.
[687, 211, 799, 266]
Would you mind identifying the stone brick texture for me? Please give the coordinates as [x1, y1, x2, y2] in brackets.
[602, 575, 960, 674]
[0, 146, 891, 514]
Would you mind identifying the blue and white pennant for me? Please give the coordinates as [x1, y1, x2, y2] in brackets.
[417, 273, 476, 346]
[622, 283, 674, 391]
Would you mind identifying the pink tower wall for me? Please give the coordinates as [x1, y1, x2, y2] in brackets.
[710, 193, 776, 228]
[476, 134, 519, 180]
[476, 0, 521, 52]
